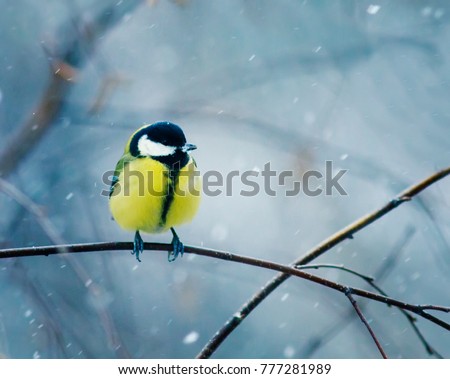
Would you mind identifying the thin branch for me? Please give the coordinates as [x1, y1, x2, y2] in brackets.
[197, 166, 450, 358]
[297, 264, 375, 283]
[344, 288, 388, 359]
[417, 305, 450, 313]
[297, 264, 397, 306]
[405, 315, 443, 358]
[359, 228, 443, 358]
[0, 241, 449, 338]
[297, 261, 391, 358]
[298, 228, 443, 358]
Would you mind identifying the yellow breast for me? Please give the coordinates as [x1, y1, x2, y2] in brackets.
[109, 157, 201, 234]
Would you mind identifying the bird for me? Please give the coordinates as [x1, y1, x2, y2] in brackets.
[109, 121, 201, 262]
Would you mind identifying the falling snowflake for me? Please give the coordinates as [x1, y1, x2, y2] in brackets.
[367, 5, 380, 15]
[183, 331, 200, 344]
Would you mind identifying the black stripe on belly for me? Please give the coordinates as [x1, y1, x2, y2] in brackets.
[157, 152, 189, 228]
[160, 168, 179, 227]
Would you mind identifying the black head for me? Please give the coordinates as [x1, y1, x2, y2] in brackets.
[129, 121, 196, 168]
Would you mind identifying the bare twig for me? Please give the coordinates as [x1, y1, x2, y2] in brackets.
[298, 228, 443, 358]
[405, 315, 443, 358]
[296, 266, 394, 307]
[197, 166, 450, 358]
[298, 264, 375, 283]
[417, 305, 450, 313]
[344, 288, 388, 359]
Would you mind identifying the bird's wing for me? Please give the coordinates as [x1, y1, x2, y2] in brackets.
[109, 153, 135, 198]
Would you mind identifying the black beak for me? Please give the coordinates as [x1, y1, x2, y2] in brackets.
[181, 143, 197, 153]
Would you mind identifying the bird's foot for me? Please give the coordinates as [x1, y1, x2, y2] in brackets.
[168, 227, 184, 262]
[133, 231, 144, 262]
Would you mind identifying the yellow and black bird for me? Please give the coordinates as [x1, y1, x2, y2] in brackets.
[109, 121, 201, 262]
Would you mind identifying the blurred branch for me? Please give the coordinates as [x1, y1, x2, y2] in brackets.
[0, 5, 144, 353]
[0, 178, 130, 358]
[60, 254, 131, 358]
[0, 0, 144, 177]
[9, 261, 70, 358]
[88, 74, 130, 114]
[197, 166, 450, 358]
[169, 36, 438, 110]
[0, 73, 69, 179]
[344, 288, 388, 359]
[0, 178, 66, 250]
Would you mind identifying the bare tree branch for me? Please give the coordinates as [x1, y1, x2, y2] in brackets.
[0, 240, 449, 353]
[344, 288, 388, 359]
[197, 166, 450, 358]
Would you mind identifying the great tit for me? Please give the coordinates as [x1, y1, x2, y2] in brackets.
[109, 121, 201, 262]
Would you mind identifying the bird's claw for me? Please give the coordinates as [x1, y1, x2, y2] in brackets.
[168, 228, 184, 262]
[133, 231, 144, 262]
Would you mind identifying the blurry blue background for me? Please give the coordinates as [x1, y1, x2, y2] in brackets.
[0, 0, 449, 358]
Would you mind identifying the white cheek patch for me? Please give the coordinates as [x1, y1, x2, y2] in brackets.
[138, 135, 176, 157]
